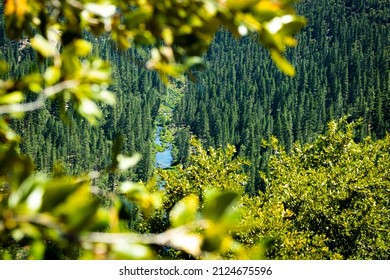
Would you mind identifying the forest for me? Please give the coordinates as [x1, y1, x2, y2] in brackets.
[0, 0, 389, 260]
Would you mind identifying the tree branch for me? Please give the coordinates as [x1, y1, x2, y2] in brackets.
[0, 80, 79, 115]
[82, 221, 207, 256]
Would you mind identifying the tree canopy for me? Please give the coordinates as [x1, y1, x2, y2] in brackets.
[237, 119, 390, 259]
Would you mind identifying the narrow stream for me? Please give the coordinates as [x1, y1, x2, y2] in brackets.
[155, 125, 173, 169]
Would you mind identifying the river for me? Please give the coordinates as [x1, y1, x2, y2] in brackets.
[155, 125, 173, 169]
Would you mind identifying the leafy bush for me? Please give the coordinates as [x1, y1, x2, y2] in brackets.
[237, 119, 390, 259]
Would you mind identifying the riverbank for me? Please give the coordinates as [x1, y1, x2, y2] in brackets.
[154, 81, 185, 169]
[154, 125, 173, 169]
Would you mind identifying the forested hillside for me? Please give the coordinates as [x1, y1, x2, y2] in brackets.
[173, 0, 390, 193]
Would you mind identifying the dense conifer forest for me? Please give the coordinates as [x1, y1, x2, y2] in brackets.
[0, 0, 389, 260]
[173, 0, 390, 193]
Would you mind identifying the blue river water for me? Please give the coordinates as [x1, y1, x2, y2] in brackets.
[155, 126, 173, 169]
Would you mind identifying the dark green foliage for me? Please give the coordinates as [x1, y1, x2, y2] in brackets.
[174, 126, 190, 164]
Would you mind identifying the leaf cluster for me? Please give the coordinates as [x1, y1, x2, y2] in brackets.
[238, 119, 390, 259]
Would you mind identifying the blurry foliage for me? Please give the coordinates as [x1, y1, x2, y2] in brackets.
[1, 0, 305, 259]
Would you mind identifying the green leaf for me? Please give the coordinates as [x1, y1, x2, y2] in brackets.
[270, 49, 295, 76]
[29, 241, 46, 260]
[201, 231, 223, 252]
[112, 29, 131, 50]
[30, 35, 57, 57]
[0, 61, 9, 76]
[73, 40, 92, 57]
[52, 183, 100, 232]
[0, 91, 24, 104]
[40, 178, 83, 212]
[170, 194, 199, 227]
[8, 174, 47, 209]
[204, 191, 238, 222]
[253, 2, 281, 22]
[185, 56, 204, 68]
[44, 67, 61, 85]
[226, 0, 258, 10]
[123, 7, 153, 30]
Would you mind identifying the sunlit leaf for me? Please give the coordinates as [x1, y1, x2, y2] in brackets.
[119, 182, 142, 194]
[111, 243, 154, 260]
[85, 3, 116, 18]
[96, 89, 116, 105]
[270, 49, 295, 76]
[26, 187, 44, 211]
[0, 91, 24, 104]
[278, 15, 306, 36]
[170, 194, 199, 227]
[44, 67, 61, 85]
[117, 154, 142, 170]
[8, 174, 47, 209]
[169, 233, 203, 256]
[78, 98, 102, 124]
[4, 0, 28, 17]
[72, 40, 92, 57]
[31, 35, 58, 58]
